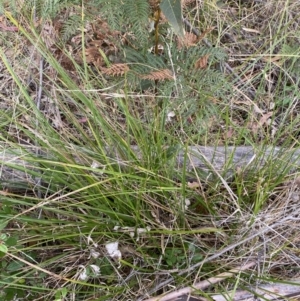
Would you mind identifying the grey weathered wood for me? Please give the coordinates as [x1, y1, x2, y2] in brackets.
[175, 146, 300, 173]
[0, 147, 39, 190]
[1, 145, 300, 191]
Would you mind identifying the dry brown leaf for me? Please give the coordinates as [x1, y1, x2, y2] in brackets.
[262, 55, 284, 66]
[0, 23, 18, 32]
[0, 189, 10, 196]
[176, 181, 200, 189]
[242, 27, 261, 34]
[181, 0, 196, 8]
[194, 54, 210, 69]
[0, 15, 18, 32]
[224, 127, 235, 139]
[139, 69, 173, 81]
[177, 32, 198, 49]
[101, 64, 129, 76]
[258, 111, 273, 126]
[71, 18, 119, 67]
[187, 181, 200, 189]
[177, 27, 214, 49]
[249, 111, 273, 134]
[40, 21, 59, 49]
[196, 27, 215, 43]
[85, 46, 105, 67]
[149, 0, 160, 10]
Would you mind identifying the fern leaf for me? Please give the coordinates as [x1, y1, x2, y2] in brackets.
[123, 0, 150, 46]
[101, 64, 130, 76]
[61, 15, 82, 42]
[140, 69, 173, 81]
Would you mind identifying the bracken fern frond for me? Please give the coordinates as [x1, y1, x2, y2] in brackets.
[122, 0, 150, 47]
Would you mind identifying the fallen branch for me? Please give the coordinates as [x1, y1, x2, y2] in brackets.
[0, 145, 300, 190]
[210, 280, 300, 301]
[143, 261, 256, 301]
[152, 280, 300, 301]
[143, 260, 300, 301]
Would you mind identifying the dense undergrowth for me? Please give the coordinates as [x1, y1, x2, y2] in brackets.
[1, 0, 300, 300]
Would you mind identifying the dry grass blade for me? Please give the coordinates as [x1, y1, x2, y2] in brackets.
[2, 0, 300, 300]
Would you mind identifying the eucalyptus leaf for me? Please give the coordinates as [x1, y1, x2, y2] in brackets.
[160, 0, 184, 37]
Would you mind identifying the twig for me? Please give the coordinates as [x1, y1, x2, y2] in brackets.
[140, 214, 299, 300]
[209, 280, 300, 301]
[143, 261, 256, 301]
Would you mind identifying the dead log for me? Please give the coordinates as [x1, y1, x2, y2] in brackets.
[1, 145, 300, 191]
[170, 145, 300, 173]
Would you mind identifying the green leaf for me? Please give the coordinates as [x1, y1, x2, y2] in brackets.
[0, 233, 7, 241]
[0, 220, 8, 231]
[160, 0, 184, 38]
[6, 236, 18, 247]
[6, 260, 24, 272]
[0, 244, 8, 253]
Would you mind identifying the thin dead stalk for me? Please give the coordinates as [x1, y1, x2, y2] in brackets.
[143, 261, 256, 301]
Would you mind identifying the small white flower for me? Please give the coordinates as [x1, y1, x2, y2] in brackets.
[105, 241, 122, 261]
[111, 250, 122, 261]
[113, 226, 150, 241]
[148, 20, 155, 33]
[105, 241, 118, 255]
[90, 161, 106, 174]
[90, 248, 100, 259]
[78, 266, 88, 281]
[185, 198, 191, 210]
[166, 111, 176, 122]
[89, 264, 100, 276]
[91, 161, 100, 169]
[87, 236, 98, 248]
[136, 227, 151, 241]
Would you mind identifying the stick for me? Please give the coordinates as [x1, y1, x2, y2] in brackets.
[0, 145, 299, 190]
[143, 261, 256, 301]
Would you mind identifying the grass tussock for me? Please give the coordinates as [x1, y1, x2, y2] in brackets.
[1, 0, 300, 300]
